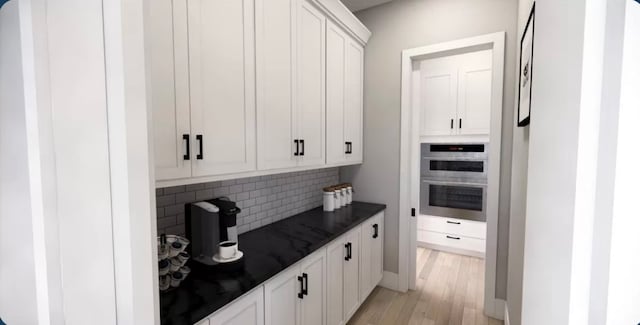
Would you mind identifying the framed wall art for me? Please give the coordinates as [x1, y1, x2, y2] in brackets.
[517, 2, 535, 127]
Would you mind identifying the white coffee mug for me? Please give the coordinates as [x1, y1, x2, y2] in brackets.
[219, 241, 238, 259]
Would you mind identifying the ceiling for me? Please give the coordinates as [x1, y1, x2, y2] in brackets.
[341, 0, 394, 12]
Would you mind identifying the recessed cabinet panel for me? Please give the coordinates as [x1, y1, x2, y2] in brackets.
[256, 0, 298, 170]
[188, 0, 256, 176]
[208, 288, 264, 325]
[457, 68, 492, 135]
[420, 68, 457, 137]
[264, 266, 300, 325]
[326, 239, 345, 325]
[344, 41, 364, 163]
[150, 0, 191, 180]
[300, 250, 326, 325]
[326, 22, 347, 164]
[297, 1, 326, 167]
[343, 228, 361, 321]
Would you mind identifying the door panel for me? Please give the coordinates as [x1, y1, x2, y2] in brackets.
[297, 1, 326, 167]
[188, 0, 256, 176]
[359, 219, 373, 302]
[344, 40, 363, 163]
[256, 0, 297, 170]
[325, 21, 347, 165]
[264, 266, 300, 325]
[326, 240, 345, 325]
[457, 66, 492, 135]
[209, 288, 264, 325]
[300, 251, 326, 325]
[419, 66, 457, 137]
[343, 228, 360, 320]
[371, 213, 384, 288]
[150, 0, 191, 180]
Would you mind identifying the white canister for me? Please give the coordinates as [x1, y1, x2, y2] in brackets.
[334, 189, 341, 209]
[346, 186, 353, 204]
[340, 188, 347, 207]
[323, 188, 335, 212]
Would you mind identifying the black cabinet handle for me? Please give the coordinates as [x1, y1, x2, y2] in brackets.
[345, 142, 349, 154]
[446, 235, 461, 240]
[294, 139, 299, 156]
[302, 273, 308, 296]
[349, 142, 353, 154]
[450, 119, 453, 129]
[373, 224, 379, 238]
[196, 135, 203, 160]
[183, 134, 190, 160]
[344, 243, 349, 261]
[297, 275, 304, 299]
[348, 242, 352, 260]
[446, 220, 461, 225]
[459, 118, 462, 129]
[300, 139, 305, 156]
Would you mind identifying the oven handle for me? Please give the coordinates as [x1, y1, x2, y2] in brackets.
[421, 179, 487, 188]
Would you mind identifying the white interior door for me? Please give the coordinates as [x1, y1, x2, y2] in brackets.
[344, 39, 364, 163]
[457, 50, 492, 135]
[149, 0, 191, 180]
[325, 21, 347, 165]
[256, 0, 298, 170]
[188, 0, 256, 177]
[326, 240, 345, 325]
[264, 266, 301, 325]
[419, 62, 458, 137]
[343, 228, 361, 320]
[300, 251, 326, 325]
[296, 0, 326, 167]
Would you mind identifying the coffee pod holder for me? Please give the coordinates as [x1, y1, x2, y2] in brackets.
[158, 234, 191, 292]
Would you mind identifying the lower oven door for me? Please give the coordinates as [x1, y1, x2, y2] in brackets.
[420, 179, 487, 222]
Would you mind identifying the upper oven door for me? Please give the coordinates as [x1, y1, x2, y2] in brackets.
[421, 157, 488, 181]
[420, 179, 487, 222]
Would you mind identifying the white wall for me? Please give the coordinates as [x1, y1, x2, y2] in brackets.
[0, 2, 40, 323]
[341, 0, 517, 298]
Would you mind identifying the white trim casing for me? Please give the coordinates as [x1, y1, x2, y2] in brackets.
[398, 32, 505, 320]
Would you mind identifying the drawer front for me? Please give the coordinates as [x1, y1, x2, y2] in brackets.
[417, 229, 485, 254]
[417, 215, 485, 239]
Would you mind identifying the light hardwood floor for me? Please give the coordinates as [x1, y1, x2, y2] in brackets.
[348, 247, 503, 325]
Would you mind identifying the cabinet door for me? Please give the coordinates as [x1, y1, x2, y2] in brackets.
[149, 0, 191, 180]
[209, 288, 264, 325]
[343, 227, 361, 320]
[326, 239, 345, 325]
[256, 0, 298, 170]
[419, 63, 458, 137]
[300, 250, 326, 325]
[296, 0, 326, 167]
[264, 266, 301, 325]
[371, 212, 384, 289]
[344, 39, 364, 163]
[188, 0, 256, 176]
[359, 218, 373, 302]
[325, 21, 347, 165]
[457, 50, 492, 135]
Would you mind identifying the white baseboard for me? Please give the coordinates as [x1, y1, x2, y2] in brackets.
[504, 303, 510, 325]
[485, 298, 506, 320]
[379, 271, 400, 291]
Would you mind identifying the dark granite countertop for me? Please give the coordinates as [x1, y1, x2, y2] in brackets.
[160, 201, 386, 325]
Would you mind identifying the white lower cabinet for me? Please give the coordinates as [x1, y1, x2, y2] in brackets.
[265, 250, 326, 325]
[196, 212, 384, 325]
[207, 288, 264, 325]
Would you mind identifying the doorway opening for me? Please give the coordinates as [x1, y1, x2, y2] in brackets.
[398, 32, 506, 319]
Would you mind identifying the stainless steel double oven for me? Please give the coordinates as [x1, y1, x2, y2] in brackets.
[420, 143, 488, 222]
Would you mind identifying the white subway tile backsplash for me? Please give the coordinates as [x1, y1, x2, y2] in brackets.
[156, 168, 339, 236]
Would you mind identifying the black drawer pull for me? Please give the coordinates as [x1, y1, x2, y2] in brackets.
[446, 220, 461, 225]
[450, 119, 453, 129]
[446, 235, 461, 240]
[302, 273, 308, 296]
[459, 118, 462, 129]
[183, 134, 190, 160]
[345, 142, 349, 154]
[300, 139, 305, 156]
[298, 276, 304, 299]
[196, 135, 203, 160]
[373, 224, 379, 238]
[348, 242, 352, 260]
[344, 243, 350, 261]
[294, 139, 299, 156]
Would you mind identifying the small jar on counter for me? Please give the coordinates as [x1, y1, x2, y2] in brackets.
[323, 186, 336, 212]
[345, 183, 353, 204]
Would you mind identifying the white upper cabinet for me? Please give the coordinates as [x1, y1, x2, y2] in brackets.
[296, 0, 326, 167]
[326, 21, 364, 165]
[419, 49, 492, 137]
[150, 0, 369, 185]
[149, 0, 191, 181]
[188, 0, 257, 176]
[256, 0, 297, 170]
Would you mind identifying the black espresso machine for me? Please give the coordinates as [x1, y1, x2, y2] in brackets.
[186, 198, 243, 268]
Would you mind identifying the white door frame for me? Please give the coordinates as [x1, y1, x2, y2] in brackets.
[398, 32, 505, 319]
